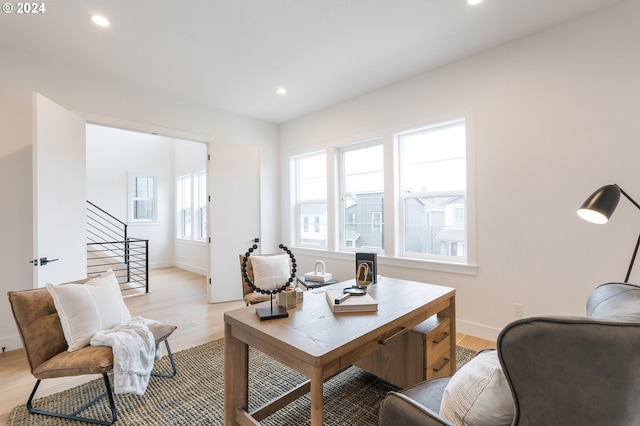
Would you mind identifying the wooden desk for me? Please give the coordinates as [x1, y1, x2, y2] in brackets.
[224, 277, 455, 426]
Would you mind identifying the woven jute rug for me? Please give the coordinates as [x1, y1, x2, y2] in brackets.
[8, 340, 478, 426]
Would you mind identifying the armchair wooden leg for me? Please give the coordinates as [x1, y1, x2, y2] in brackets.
[26, 373, 117, 425]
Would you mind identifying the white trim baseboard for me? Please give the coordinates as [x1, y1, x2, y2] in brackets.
[456, 319, 501, 343]
[0, 334, 23, 352]
[172, 262, 207, 276]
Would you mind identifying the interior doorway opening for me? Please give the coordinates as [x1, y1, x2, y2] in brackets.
[86, 124, 209, 280]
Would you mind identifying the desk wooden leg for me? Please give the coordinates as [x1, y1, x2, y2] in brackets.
[310, 368, 323, 426]
[224, 323, 248, 426]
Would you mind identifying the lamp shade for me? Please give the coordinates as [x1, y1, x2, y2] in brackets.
[577, 184, 621, 224]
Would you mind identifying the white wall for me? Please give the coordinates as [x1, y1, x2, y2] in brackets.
[86, 124, 176, 269]
[280, 0, 640, 340]
[0, 47, 279, 350]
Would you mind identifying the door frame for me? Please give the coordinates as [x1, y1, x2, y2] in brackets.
[80, 112, 252, 303]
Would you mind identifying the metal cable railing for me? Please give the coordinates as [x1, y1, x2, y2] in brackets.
[87, 201, 148, 293]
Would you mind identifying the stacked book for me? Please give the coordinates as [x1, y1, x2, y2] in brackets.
[325, 289, 378, 313]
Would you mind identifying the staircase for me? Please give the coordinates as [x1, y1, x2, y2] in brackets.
[86, 200, 149, 293]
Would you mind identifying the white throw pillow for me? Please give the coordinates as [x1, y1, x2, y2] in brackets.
[439, 350, 514, 426]
[47, 269, 132, 351]
[249, 254, 290, 291]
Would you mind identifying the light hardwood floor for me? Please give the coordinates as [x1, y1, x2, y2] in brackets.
[0, 267, 495, 425]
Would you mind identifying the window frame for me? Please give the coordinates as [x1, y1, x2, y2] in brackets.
[195, 170, 207, 241]
[293, 151, 328, 249]
[128, 174, 157, 223]
[177, 174, 192, 239]
[397, 119, 468, 263]
[288, 115, 476, 276]
[337, 138, 385, 253]
[176, 170, 207, 242]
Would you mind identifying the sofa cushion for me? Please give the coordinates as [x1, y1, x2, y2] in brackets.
[587, 282, 640, 321]
[249, 254, 290, 291]
[47, 270, 132, 351]
[439, 350, 514, 426]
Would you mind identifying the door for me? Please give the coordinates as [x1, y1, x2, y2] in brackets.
[208, 142, 260, 303]
[32, 93, 87, 287]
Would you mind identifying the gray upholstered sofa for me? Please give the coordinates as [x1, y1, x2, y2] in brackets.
[379, 282, 640, 426]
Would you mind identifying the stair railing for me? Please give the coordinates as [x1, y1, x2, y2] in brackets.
[87, 200, 149, 293]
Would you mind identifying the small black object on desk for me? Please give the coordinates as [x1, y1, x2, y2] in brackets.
[296, 276, 339, 290]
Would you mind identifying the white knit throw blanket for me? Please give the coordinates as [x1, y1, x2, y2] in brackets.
[90, 317, 162, 395]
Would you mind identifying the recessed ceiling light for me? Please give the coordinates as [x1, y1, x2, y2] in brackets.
[467, 0, 483, 5]
[91, 15, 110, 27]
[276, 87, 287, 95]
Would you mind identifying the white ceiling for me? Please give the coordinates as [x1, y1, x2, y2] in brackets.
[0, 0, 625, 124]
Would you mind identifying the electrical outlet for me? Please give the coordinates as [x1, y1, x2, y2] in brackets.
[513, 303, 523, 317]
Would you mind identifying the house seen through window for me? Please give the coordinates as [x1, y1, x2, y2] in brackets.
[295, 152, 327, 248]
[290, 117, 471, 266]
[399, 120, 466, 260]
[341, 142, 384, 251]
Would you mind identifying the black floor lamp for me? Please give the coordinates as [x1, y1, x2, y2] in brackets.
[577, 184, 640, 283]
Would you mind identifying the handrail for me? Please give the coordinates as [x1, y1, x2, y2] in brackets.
[86, 201, 148, 293]
[87, 200, 127, 227]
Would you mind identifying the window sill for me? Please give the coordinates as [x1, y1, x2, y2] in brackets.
[292, 247, 477, 276]
[128, 220, 161, 226]
[176, 238, 207, 246]
[379, 256, 477, 276]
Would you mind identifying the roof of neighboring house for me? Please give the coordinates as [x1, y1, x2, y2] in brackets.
[345, 230, 361, 241]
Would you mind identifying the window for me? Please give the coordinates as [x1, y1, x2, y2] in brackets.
[177, 171, 207, 241]
[289, 117, 474, 272]
[454, 206, 464, 225]
[371, 212, 382, 232]
[195, 171, 207, 240]
[178, 175, 192, 238]
[130, 176, 156, 221]
[399, 120, 467, 262]
[340, 142, 384, 251]
[295, 152, 327, 247]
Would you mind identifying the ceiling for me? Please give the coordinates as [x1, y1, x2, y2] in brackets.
[0, 0, 626, 124]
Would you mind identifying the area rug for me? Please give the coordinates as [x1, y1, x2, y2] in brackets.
[8, 340, 478, 426]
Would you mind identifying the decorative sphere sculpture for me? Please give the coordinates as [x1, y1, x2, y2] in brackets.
[241, 242, 297, 297]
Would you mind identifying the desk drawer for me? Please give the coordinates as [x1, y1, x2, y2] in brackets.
[355, 314, 454, 388]
[413, 316, 453, 379]
[425, 321, 451, 362]
[426, 352, 452, 380]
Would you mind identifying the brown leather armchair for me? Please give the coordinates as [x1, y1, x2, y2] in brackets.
[8, 286, 177, 425]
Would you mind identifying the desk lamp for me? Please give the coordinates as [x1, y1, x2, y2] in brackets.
[577, 184, 640, 282]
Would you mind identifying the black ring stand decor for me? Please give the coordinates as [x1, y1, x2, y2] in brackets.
[241, 241, 297, 321]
